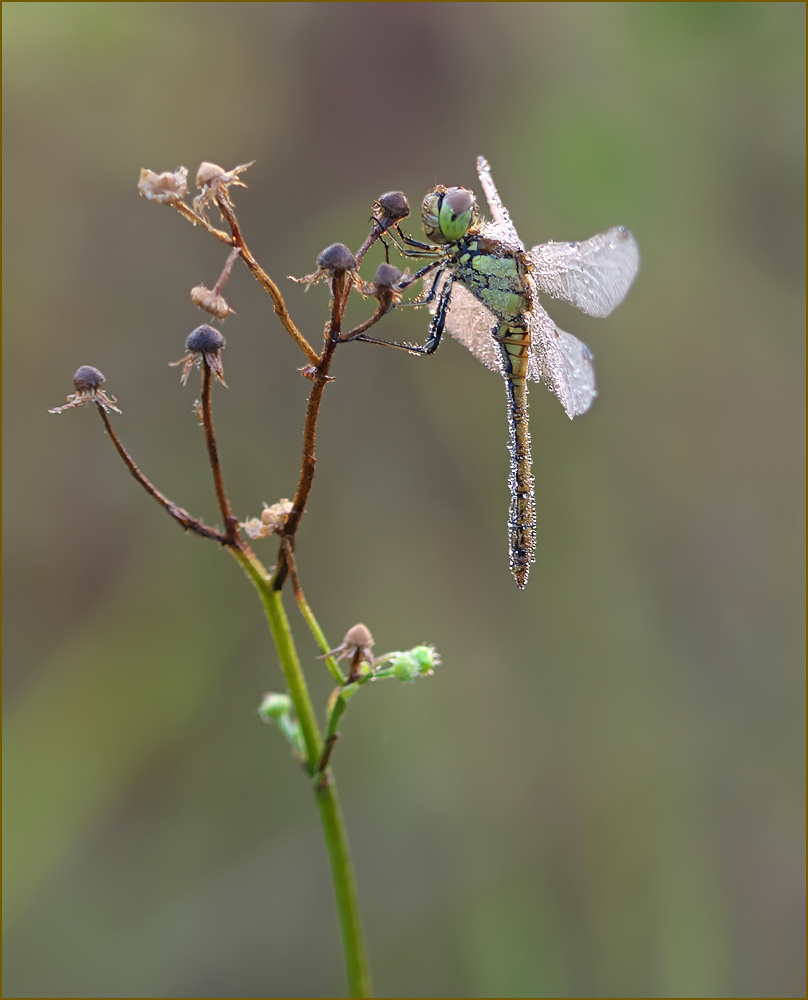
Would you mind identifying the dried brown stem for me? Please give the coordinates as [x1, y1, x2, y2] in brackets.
[215, 193, 320, 365]
[272, 272, 351, 589]
[212, 247, 240, 295]
[96, 404, 227, 543]
[172, 201, 235, 246]
[200, 360, 239, 543]
[354, 223, 384, 265]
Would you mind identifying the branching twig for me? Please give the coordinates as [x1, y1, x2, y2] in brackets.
[172, 200, 235, 246]
[96, 404, 227, 543]
[214, 193, 320, 364]
[200, 360, 239, 543]
[272, 269, 351, 589]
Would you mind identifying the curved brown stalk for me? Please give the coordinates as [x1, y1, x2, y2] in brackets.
[96, 404, 226, 543]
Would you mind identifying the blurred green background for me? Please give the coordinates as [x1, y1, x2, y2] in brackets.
[3, 3, 804, 997]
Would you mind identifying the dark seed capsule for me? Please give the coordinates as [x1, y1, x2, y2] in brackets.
[316, 243, 357, 273]
[186, 325, 225, 353]
[376, 190, 409, 223]
[73, 365, 106, 391]
[373, 263, 403, 289]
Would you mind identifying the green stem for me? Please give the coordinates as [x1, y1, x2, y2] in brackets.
[229, 547, 372, 997]
[316, 778, 372, 997]
[294, 585, 346, 684]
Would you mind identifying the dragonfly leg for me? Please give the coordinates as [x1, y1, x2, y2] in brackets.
[350, 273, 452, 356]
[382, 225, 443, 259]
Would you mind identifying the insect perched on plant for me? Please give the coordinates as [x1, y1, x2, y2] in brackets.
[354, 157, 640, 588]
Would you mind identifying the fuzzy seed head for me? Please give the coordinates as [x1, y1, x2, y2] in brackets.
[373, 263, 403, 289]
[376, 191, 409, 224]
[73, 365, 106, 391]
[316, 243, 357, 273]
[138, 167, 188, 204]
[186, 325, 225, 353]
[190, 285, 233, 319]
[344, 623, 374, 649]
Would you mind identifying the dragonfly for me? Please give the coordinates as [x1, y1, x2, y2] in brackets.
[356, 157, 639, 588]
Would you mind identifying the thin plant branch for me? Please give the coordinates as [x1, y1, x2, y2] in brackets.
[96, 404, 227, 543]
[214, 192, 320, 364]
[199, 359, 240, 543]
[272, 270, 350, 589]
[172, 200, 236, 245]
[282, 538, 346, 684]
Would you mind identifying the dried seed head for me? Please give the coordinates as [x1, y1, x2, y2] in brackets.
[242, 499, 293, 539]
[138, 166, 188, 204]
[316, 243, 358, 274]
[193, 160, 254, 213]
[321, 623, 376, 679]
[186, 324, 225, 353]
[290, 243, 359, 288]
[366, 262, 404, 309]
[373, 263, 403, 289]
[170, 325, 226, 385]
[49, 365, 121, 414]
[344, 623, 374, 649]
[190, 285, 234, 319]
[374, 190, 410, 229]
[73, 365, 106, 392]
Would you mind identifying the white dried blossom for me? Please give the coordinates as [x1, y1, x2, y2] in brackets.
[137, 166, 188, 204]
[242, 499, 293, 539]
[193, 161, 254, 214]
[190, 284, 233, 319]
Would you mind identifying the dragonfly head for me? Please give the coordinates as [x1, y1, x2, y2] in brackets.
[421, 185, 477, 244]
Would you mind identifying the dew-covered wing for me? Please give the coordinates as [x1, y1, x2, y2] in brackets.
[425, 272, 502, 373]
[476, 156, 523, 250]
[528, 226, 639, 318]
[527, 295, 597, 418]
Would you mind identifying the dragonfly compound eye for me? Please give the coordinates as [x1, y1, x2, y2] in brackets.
[439, 187, 475, 242]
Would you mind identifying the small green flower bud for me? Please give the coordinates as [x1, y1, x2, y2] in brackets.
[390, 652, 419, 682]
[410, 644, 441, 673]
[388, 645, 440, 682]
[258, 692, 292, 722]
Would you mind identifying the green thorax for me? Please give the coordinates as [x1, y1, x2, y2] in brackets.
[447, 232, 531, 323]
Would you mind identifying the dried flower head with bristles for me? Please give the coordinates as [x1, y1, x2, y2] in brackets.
[137, 167, 188, 205]
[193, 161, 254, 214]
[290, 243, 359, 289]
[373, 190, 410, 231]
[241, 499, 294, 539]
[49, 365, 122, 414]
[190, 284, 234, 319]
[170, 325, 226, 385]
[321, 624, 376, 677]
[367, 262, 405, 311]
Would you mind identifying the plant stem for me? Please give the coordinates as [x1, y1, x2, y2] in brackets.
[230, 547, 372, 997]
[315, 778, 372, 998]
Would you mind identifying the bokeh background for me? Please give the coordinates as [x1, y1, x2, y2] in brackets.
[3, 3, 804, 997]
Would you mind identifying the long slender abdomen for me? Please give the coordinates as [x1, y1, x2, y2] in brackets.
[498, 326, 535, 588]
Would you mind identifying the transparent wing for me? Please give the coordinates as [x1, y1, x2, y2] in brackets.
[527, 293, 597, 418]
[528, 226, 639, 318]
[425, 272, 503, 373]
[476, 156, 523, 250]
